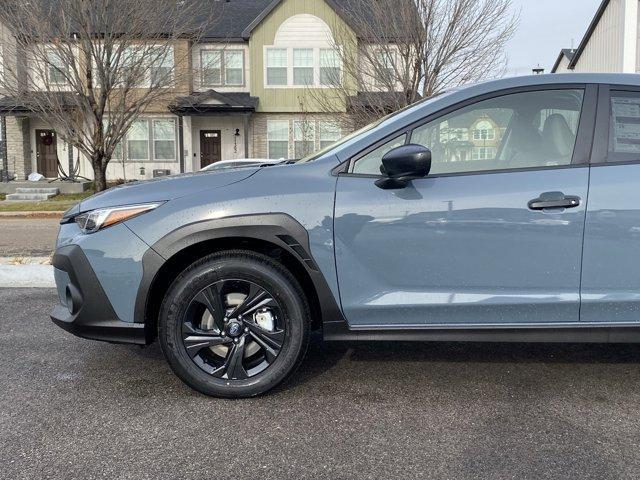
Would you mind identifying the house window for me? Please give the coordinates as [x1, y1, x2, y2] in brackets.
[201, 49, 244, 86]
[294, 120, 315, 158]
[320, 49, 340, 86]
[267, 120, 289, 159]
[153, 119, 176, 160]
[266, 49, 288, 86]
[319, 121, 341, 149]
[149, 46, 174, 85]
[375, 50, 396, 86]
[47, 50, 68, 86]
[471, 147, 496, 160]
[265, 47, 342, 88]
[293, 49, 314, 86]
[127, 120, 150, 160]
[201, 50, 222, 86]
[225, 51, 244, 85]
[472, 120, 495, 140]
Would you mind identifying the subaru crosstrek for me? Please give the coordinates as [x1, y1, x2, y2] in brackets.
[52, 74, 640, 397]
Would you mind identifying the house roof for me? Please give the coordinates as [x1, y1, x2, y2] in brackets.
[198, 0, 273, 41]
[557, 0, 610, 71]
[551, 48, 576, 73]
[0, 92, 79, 113]
[170, 90, 258, 115]
[240, 0, 399, 40]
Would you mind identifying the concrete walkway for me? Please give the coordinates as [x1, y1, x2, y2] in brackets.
[0, 263, 55, 288]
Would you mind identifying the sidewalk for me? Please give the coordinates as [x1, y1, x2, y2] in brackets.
[0, 258, 55, 288]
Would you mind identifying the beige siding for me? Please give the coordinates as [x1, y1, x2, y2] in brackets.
[554, 55, 572, 73]
[573, 0, 625, 72]
[248, 0, 357, 113]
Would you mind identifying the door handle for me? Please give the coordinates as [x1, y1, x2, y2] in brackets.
[528, 191, 581, 211]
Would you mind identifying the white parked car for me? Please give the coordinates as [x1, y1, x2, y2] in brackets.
[200, 159, 282, 171]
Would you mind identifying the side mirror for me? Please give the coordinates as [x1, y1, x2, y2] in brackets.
[375, 144, 432, 190]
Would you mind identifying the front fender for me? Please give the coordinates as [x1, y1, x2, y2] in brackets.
[133, 213, 345, 332]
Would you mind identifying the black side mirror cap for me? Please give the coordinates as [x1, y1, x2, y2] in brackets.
[375, 144, 432, 190]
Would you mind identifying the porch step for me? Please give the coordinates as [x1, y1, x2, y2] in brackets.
[15, 187, 60, 195]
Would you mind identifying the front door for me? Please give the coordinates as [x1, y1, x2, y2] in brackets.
[334, 87, 594, 327]
[580, 87, 640, 323]
[200, 130, 222, 168]
[36, 130, 58, 178]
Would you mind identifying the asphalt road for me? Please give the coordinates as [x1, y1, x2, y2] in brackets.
[3, 288, 640, 479]
[0, 219, 59, 257]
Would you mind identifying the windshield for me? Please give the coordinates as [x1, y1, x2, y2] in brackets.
[297, 91, 452, 163]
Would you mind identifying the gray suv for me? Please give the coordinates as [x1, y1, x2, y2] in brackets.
[52, 74, 640, 397]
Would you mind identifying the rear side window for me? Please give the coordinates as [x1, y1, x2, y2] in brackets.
[609, 91, 640, 160]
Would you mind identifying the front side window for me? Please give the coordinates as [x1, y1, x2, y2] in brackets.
[266, 49, 288, 86]
[293, 49, 314, 86]
[267, 120, 289, 159]
[353, 134, 407, 174]
[127, 120, 150, 160]
[294, 120, 315, 158]
[352, 89, 584, 175]
[609, 91, 640, 159]
[153, 119, 176, 160]
[410, 89, 583, 176]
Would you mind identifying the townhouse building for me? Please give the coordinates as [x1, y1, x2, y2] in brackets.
[0, 0, 393, 182]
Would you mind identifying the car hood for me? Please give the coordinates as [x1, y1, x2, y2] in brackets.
[77, 168, 260, 214]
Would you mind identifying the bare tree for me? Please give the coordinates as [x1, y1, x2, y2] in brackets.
[0, 0, 219, 190]
[308, 0, 518, 127]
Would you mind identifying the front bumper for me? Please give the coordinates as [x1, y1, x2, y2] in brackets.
[50, 245, 146, 345]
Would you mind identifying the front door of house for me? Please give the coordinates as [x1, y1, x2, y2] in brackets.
[36, 130, 58, 178]
[200, 130, 222, 168]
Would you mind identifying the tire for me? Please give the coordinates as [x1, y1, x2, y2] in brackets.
[158, 250, 310, 398]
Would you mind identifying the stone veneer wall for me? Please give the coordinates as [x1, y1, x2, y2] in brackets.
[5, 116, 31, 180]
[251, 113, 353, 159]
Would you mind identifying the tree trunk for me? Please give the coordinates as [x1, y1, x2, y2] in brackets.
[92, 154, 108, 191]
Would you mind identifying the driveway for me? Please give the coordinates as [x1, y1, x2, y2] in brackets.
[0, 218, 59, 257]
[2, 288, 640, 479]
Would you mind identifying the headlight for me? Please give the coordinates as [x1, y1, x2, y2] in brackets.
[74, 203, 162, 234]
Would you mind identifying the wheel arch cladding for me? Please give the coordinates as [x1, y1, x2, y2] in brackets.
[135, 214, 345, 344]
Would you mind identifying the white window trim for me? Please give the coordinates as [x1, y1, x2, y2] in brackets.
[115, 117, 178, 163]
[264, 46, 342, 89]
[201, 48, 245, 87]
[267, 119, 290, 159]
[46, 48, 70, 87]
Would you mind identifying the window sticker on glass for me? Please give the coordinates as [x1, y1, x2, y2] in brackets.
[611, 96, 640, 154]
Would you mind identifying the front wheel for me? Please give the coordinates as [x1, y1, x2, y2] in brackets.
[159, 251, 310, 398]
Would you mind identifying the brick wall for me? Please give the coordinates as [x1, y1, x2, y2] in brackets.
[5, 116, 31, 180]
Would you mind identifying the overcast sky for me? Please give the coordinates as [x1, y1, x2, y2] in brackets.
[505, 0, 602, 76]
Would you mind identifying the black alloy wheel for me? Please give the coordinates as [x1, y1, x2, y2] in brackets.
[182, 279, 286, 380]
[159, 251, 310, 398]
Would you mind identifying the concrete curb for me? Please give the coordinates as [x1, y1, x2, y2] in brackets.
[0, 211, 64, 219]
[0, 264, 55, 288]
